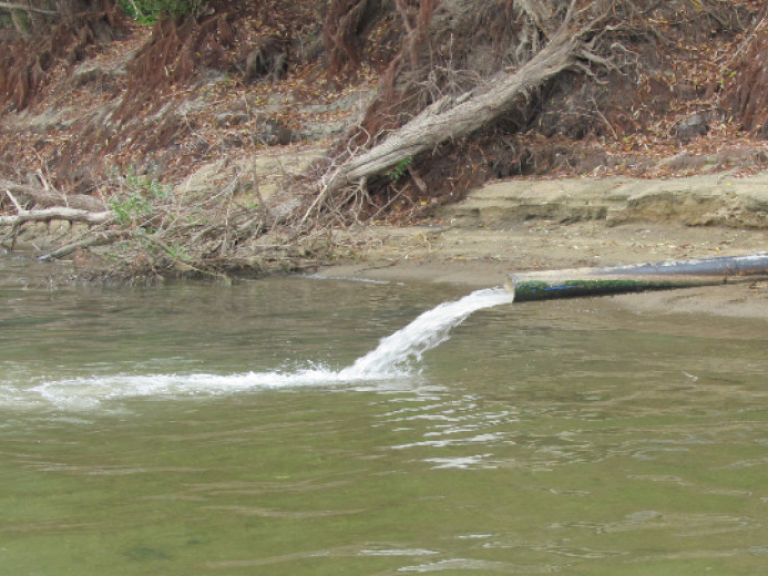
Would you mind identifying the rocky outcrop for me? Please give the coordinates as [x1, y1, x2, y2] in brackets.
[440, 172, 768, 230]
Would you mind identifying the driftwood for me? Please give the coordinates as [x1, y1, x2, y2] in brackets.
[1, 188, 111, 225]
[303, 1, 604, 223]
[0, 206, 113, 226]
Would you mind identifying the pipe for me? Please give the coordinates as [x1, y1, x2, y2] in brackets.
[506, 253, 768, 302]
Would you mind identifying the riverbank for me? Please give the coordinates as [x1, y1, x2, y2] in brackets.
[3, 2, 768, 320]
[4, 1, 768, 292]
[5, 169, 768, 320]
[316, 173, 768, 321]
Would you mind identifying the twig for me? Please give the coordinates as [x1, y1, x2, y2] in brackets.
[5, 189, 23, 212]
[591, 96, 618, 139]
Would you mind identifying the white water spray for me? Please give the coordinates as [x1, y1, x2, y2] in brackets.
[4, 288, 514, 410]
[338, 288, 514, 379]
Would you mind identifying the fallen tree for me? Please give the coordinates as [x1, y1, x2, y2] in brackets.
[301, 0, 610, 223]
[1, 187, 111, 228]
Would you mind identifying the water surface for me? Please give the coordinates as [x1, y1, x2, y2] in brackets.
[2, 255, 768, 575]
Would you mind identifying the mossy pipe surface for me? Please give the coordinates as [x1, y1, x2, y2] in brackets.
[507, 253, 768, 302]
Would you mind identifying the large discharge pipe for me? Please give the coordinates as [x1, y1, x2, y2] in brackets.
[507, 253, 768, 302]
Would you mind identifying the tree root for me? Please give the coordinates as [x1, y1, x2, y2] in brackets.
[302, 0, 608, 224]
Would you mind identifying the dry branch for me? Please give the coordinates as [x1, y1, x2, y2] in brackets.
[0, 206, 113, 226]
[305, 3, 594, 222]
[38, 229, 125, 262]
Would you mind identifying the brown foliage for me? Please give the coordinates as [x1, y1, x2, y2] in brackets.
[725, 17, 768, 137]
[0, 0, 125, 110]
[330, 0, 439, 146]
[324, 0, 389, 79]
[118, 14, 235, 119]
[394, 0, 438, 68]
[117, 0, 320, 121]
[324, 0, 370, 78]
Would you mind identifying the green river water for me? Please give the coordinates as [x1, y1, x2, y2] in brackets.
[1, 254, 768, 575]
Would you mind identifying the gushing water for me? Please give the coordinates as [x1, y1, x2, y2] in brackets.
[3, 288, 514, 410]
[338, 288, 514, 379]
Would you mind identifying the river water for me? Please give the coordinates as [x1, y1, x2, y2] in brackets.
[2, 254, 768, 575]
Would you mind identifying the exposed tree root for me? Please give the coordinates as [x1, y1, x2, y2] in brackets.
[302, 0, 600, 224]
[0, 2, 57, 15]
[725, 13, 768, 135]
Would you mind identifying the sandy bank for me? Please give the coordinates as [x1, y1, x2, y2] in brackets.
[318, 174, 768, 321]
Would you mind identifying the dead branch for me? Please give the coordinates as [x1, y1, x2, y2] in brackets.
[38, 229, 126, 262]
[0, 206, 113, 226]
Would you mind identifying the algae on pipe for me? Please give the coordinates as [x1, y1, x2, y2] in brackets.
[507, 253, 768, 302]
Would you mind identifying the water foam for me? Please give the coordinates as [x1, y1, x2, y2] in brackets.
[338, 288, 514, 379]
[4, 288, 514, 410]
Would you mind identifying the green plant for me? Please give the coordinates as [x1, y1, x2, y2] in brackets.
[109, 193, 153, 226]
[386, 156, 414, 182]
[108, 170, 170, 226]
[124, 169, 170, 201]
[163, 242, 190, 262]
